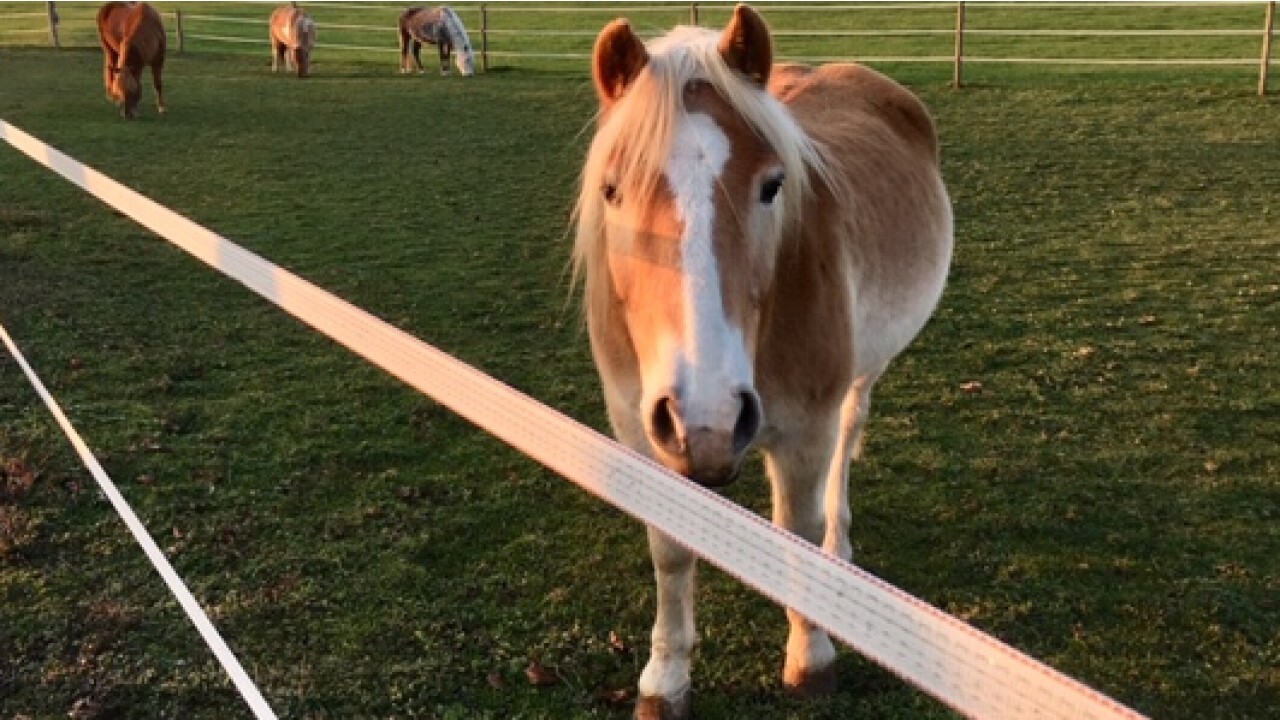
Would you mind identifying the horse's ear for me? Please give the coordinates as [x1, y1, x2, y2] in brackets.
[718, 4, 772, 86]
[593, 19, 648, 107]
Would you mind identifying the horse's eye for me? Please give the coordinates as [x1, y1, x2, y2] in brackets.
[602, 182, 621, 206]
[760, 174, 785, 205]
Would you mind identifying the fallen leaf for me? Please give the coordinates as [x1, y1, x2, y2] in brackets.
[487, 671, 506, 690]
[609, 630, 630, 654]
[68, 696, 102, 720]
[596, 687, 635, 705]
[525, 661, 559, 686]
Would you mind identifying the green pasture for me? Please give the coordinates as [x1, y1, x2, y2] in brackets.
[1, 4, 1278, 719]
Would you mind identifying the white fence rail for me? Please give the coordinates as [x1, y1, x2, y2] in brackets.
[1, 116, 1151, 720]
[0, 323, 279, 720]
[3, 1, 1275, 93]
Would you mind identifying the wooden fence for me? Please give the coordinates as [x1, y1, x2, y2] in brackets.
[2, 1, 1275, 94]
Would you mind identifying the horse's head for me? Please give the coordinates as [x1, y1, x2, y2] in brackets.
[455, 47, 476, 77]
[107, 65, 141, 119]
[294, 14, 315, 78]
[578, 6, 820, 486]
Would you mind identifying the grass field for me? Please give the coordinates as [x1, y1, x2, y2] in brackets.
[2, 4, 1279, 719]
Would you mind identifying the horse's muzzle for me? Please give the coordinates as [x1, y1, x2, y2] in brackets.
[646, 388, 762, 488]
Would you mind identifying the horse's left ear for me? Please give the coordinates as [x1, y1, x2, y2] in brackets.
[593, 19, 649, 108]
[718, 4, 772, 86]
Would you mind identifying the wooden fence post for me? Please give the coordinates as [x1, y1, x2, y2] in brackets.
[953, 1, 965, 88]
[1261, 1, 1275, 96]
[481, 4, 489, 73]
[46, 1, 60, 50]
[691, 3, 699, 26]
[175, 9, 185, 54]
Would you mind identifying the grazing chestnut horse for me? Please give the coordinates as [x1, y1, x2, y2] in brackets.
[575, 5, 952, 717]
[96, 1, 166, 119]
[397, 5, 475, 77]
[269, 3, 316, 78]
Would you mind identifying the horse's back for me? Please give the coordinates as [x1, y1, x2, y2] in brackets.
[771, 62, 938, 162]
[96, 2, 131, 51]
[97, 2, 164, 63]
[271, 6, 314, 48]
[400, 7, 438, 33]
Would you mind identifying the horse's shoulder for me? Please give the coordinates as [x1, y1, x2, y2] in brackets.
[773, 63, 938, 159]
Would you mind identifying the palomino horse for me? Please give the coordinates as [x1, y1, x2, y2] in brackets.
[96, 1, 166, 119]
[575, 5, 952, 717]
[269, 3, 316, 78]
[397, 6, 475, 77]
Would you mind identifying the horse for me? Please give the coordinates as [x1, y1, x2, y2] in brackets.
[397, 6, 475, 77]
[96, 1, 166, 119]
[269, 3, 316, 78]
[574, 5, 953, 717]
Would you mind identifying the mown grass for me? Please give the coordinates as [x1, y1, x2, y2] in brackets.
[1, 6, 1278, 720]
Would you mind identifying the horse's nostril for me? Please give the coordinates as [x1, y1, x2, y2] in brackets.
[732, 390, 762, 455]
[649, 394, 686, 456]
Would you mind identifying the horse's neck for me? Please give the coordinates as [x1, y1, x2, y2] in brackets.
[754, 212, 855, 418]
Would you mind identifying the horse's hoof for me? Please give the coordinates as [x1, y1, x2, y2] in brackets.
[783, 663, 838, 698]
[635, 691, 691, 720]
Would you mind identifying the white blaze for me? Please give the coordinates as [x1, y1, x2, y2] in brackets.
[648, 112, 753, 431]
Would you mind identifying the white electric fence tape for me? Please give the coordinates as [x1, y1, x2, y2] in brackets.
[0, 323, 278, 720]
[1, 120, 1146, 720]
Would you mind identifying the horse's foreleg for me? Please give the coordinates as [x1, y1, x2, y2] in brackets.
[152, 60, 165, 115]
[825, 378, 874, 559]
[637, 527, 697, 720]
[397, 29, 411, 73]
[412, 41, 426, 74]
[765, 422, 842, 696]
[438, 44, 450, 75]
[603, 395, 697, 719]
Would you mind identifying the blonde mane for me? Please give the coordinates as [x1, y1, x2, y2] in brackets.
[573, 25, 831, 301]
[439, 6, 474, 65]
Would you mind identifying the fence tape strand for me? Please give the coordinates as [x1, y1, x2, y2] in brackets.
[0, 322, 278, 720]
[1, 120, 1146, 720]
